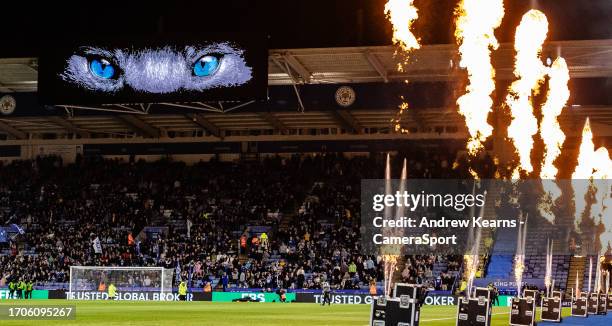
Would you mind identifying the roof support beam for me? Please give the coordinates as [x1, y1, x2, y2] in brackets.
[364, 51, 389, 83]
[187, 113, 221, 137]
[271, 56, 293, 82]
[333, 109, 362, 134]
[271, 55, 306, 112]
[283, 54, 312, 83]
[0, 81, 13, 92]
[116, 115, 160, 138]
[47, 116, 90, 138]
[0, 120, 26, 139]
[258, 112, 287, 133]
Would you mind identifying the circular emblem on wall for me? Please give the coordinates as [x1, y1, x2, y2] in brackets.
[0, 95, 16, 115]
[335, 86, 356, 107]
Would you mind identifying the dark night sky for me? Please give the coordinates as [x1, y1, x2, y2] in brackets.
[2, 0, 612, 57]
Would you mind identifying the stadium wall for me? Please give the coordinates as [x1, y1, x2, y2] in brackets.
[1, 288, 516, 306]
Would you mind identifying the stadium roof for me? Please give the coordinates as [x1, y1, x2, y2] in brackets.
[0, 40, 611, 140]
[0, 106, 610, 141]
[2, 39, 612, 92]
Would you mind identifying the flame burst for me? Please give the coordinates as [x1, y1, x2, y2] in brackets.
[385, 0, 420, 55]
[540, 58, 570, 181]
[454, 0, 505, 156]
[572, 119, 612, 250]
[572, 119, 612, 180]
[506, 10, 549, 177]
[572, 120, 596, 231]
[386, 1, 420, 132]
[537, 58, 570, 222]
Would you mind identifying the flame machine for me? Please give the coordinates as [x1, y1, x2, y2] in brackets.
[509, 289, 538, 326]
[456, 287, 493, 326]
[571, 292, 588, 318]
[541, 291, 563, 323]
[587, 292, 608, 315]
[369, 284, 426, 326]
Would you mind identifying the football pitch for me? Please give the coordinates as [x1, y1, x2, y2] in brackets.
[0, 300, 572, 326]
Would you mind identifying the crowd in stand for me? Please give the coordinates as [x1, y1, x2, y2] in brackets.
[0, 148, 478, 292]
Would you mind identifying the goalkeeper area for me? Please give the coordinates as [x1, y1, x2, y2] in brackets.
[68, 266, 174, 300]
[0, 301, 575, 326]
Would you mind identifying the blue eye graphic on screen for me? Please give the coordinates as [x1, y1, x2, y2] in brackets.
[193, 55, 220, 77]
[60, 43, 252, 93]
[89, 58, 117, 79]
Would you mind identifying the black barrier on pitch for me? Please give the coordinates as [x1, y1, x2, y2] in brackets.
[370, 284, 423, 326]
[588, 293, 600, 315]
[394, 284, 418, 298]
[597, 293, 607, 315]
[456, 288, 492, 326]
[473, 288, 492, 303]
[571, 296, 588, 317]
[523, 290, 538, 301]
[541, 291, 563, 323]
[394, 283, 427, 306]
[510, 297, 536, 326]
[370, 295, 420, 326]
[456, 296, 491, 326]
[550, 291, 562, 299]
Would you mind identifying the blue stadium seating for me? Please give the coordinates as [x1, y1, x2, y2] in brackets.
[485, 226, 518, 278]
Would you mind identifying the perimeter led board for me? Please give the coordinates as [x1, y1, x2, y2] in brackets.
[38, 34, 268, 105]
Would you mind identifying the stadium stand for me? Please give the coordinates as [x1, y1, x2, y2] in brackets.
[1, 150, 476, 293]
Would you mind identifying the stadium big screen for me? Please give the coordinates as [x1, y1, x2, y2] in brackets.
[38, 33, 268, 105]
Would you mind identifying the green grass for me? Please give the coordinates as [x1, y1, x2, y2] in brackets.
[0, 300, 572, 326]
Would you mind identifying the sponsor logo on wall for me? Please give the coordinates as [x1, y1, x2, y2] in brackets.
[298, 293, 459, 305]
[212, 292, 296, 302]
[0, 289, 49, 299]
[3, 289, 490, 306]
[313, 294, 374, 305]
[59, 291, 211, 301]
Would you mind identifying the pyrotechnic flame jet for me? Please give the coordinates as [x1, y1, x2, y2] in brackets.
[383, 1, 421, 294]
[540, 58, 570, 182]
[544, 239, 554, 296]
[514, 214, 528, 296]
[463, 189, 485, 298]
[588, 257, 593, 293]
[506, 10, 549, 178]
[454, 0, 505, 165]
[538, 58, 570, 223]
[381, 155, 407, 297]
[385, 0, 420, 59]
[386, 0, 421, 133]
[572, 118, 612, 254]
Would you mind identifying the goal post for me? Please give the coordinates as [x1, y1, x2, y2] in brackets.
[68, 266, 174, 300]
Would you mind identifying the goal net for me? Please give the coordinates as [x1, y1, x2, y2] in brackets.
[69, 266, 174, 300]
